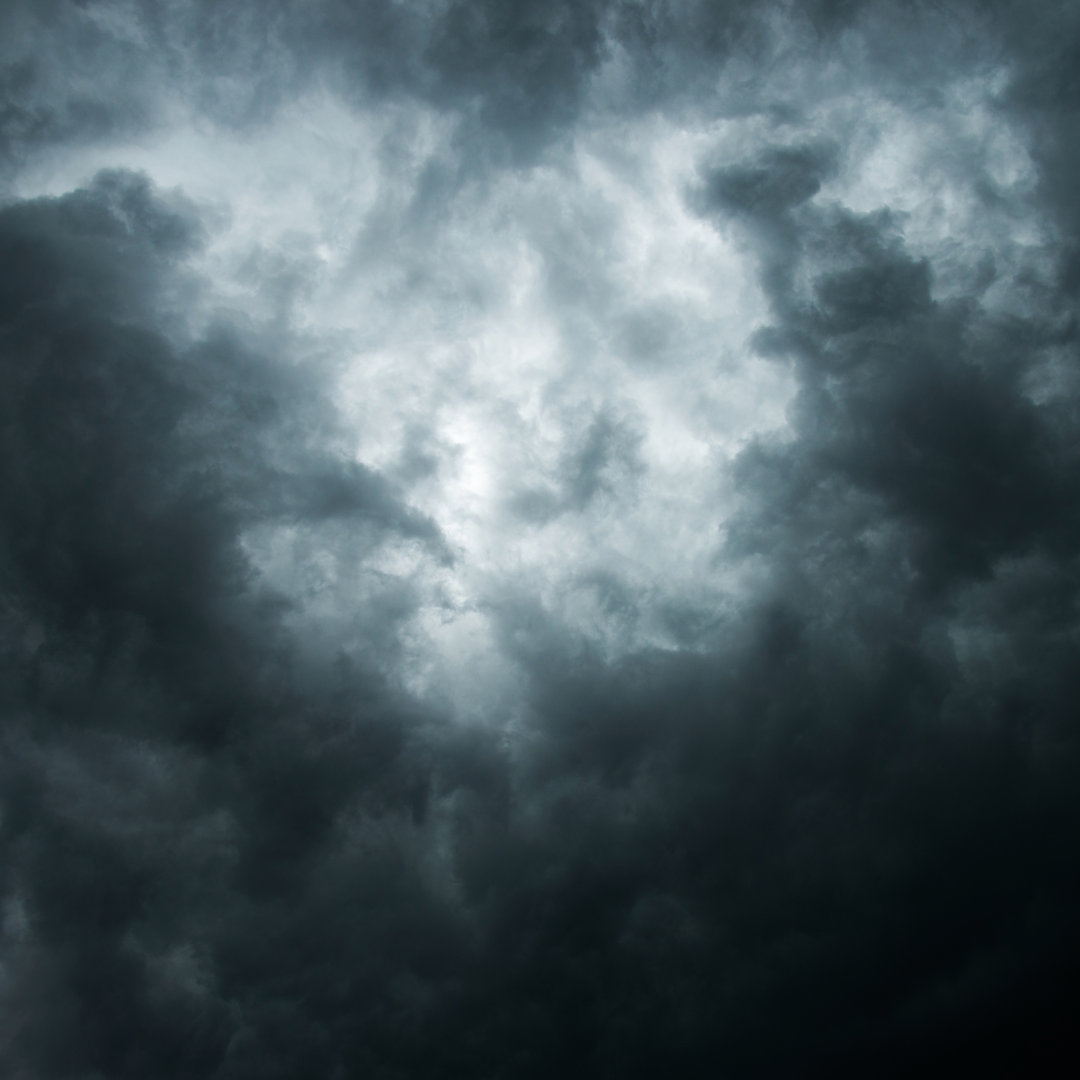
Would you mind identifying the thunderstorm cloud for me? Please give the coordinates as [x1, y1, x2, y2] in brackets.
[2, 2, 1079, 1077]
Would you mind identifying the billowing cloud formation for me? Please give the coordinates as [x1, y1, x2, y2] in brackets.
[2, 2, 1079, 1078]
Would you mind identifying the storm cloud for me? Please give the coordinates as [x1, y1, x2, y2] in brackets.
[2, 2, 1079, 1078]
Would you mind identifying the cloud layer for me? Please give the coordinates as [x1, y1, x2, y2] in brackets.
[2, 2, 1079, 1077]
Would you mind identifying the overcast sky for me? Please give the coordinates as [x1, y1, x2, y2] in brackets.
[2, 2, 1079, 1077]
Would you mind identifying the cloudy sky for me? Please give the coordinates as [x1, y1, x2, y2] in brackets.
[2, 1, 1079, 1076]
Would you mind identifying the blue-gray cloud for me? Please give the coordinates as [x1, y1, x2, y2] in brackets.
[2, 4, 1080, 1078]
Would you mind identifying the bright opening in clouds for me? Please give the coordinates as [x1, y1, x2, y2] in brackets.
[2, 2, 1079, 1077]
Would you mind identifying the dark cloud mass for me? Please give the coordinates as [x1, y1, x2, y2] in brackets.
[2, 2, 1080, 1078]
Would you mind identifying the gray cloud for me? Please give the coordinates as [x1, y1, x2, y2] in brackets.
[2, 3, 1080, 1078]
[509, 407, 644, 523]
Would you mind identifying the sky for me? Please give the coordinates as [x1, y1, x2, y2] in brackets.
[1, 1, 1079, 1076]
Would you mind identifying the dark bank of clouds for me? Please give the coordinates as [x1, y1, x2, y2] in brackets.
[3, 1, 1080, 1078]
[0, 167, 457, 1076]
[1, 0, 610, 173]
[0, 0, 977, 177]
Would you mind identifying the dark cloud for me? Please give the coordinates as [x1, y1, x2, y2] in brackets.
[0, 2, 147, 179]
[3, 3, 1080, 1079]
[0, 0, 616, 177]
[700, 141, 840, 220]
[0, 0, 899, 185]
[0, 170, 457, 1076]
[721, 191, 1078, 587]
